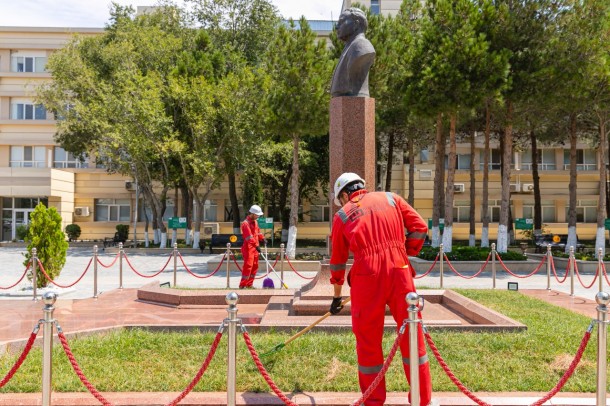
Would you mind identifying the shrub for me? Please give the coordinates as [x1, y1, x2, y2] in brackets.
[16, 224, 29, 241]
[23, 203, 68, 288]
[417, 246, 526, 261]
[115, 224, 129, 242]
[65, 224, 81, 242]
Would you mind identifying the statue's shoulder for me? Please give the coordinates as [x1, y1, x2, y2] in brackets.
[351, 34, 375, 55]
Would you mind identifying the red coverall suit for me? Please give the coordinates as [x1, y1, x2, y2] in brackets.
[330, 189, 431, 406]
[240, 216, 264, 288]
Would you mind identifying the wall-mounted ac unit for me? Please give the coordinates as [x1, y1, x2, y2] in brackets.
[509, 183, 520, 192]
[202, 223, 220, 237]
[74, 207, 90, 216]
[125, 181, 136, 191]
[419, 169, 432, 179]
[453, 183, 465, 193]
[522, 183, 534, 193]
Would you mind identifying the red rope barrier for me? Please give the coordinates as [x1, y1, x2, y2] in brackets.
[414, 253, 439, 279]
[0, 329, 39, 388]
[58, 331, 113, 406]
[122, 252, 171, 278]
[0, 263, 30, 290]
[550, 256, 569, 284]
[573, 261, 599, 289]
[166, 331, 223, 406]
[272, 253, 279, 268]
[443, 253, 490, 279]
[603, 263, 610, 286]
[96, 252, 120, 268]
[495, 253, 545, 278]
[230, 252, 243, 272]
[37, 258, 92, 288]
[285, 256, 316, 280]
[178, 253, 226, 279]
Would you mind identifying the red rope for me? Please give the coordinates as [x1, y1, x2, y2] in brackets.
[178, 253, 226, 279]
[230, 252, 243, 272]
[603, 263, 610, 286]
[414, 253, 439, 279]
[573, 261, 599, 289]
[96, 252, 120, 268]
[0, 329, 38, 387]
[166, 331, 223, 406]
[496, 253, 545, 278]
[271, 253, 279, 268]
[37, 258, 92, 288]
[443, 253, 490, 279]
[0, 263, 30, 290]
[284, 256, 315, 280]
[58, 332, 113, 406]
[550, 256, 569, 283]
[122, 252, 171, 278]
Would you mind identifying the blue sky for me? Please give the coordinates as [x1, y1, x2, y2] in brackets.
[0, 0, 342, 27]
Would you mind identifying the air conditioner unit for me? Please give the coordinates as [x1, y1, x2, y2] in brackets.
[202, 223, 220, 237]
[74, 207, 90, 216]
[509, 183, 520, 192]
[522, 183, 534, 192]
[453, 183, 465, 193]
[125, 181, 136, 191]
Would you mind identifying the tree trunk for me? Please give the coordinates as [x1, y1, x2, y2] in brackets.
[431, 113, 444, 247]
[497, 101, 513, 253]
[531, 130, 542, 237]
[286, 134, 299, 259]
[407, 138, 415, 207]
[227, 167, 241, 234]
[385, 129, 395, 192]
[481, 101, 491, 247]
[469, 130, 476, 246]
[442, 113, 457, 252]
[596, 112, 607, 257]
[180, 185, 190, 245]
[566, 114, 578, 253]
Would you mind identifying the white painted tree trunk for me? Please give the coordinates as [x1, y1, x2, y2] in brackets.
[193, 231, 200, 250]
[595, 227, 605, 259]
[171, 229, 177, 247]
[469, 234, 475, 247]
[442, 226, 453, 253]
[144, 231, 150, 248]
[160, 232, 167, 249]
[481, 227, 489, 247]
[496, 224, 508, 253]
[431, 226, 441, 247]
[566, 226, 578, 254]
[154, 229, 160, 244]
[286, 225, 297, 260]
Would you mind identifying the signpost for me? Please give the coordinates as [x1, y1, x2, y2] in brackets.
[515, 218, 533, 230]
[169, 217, 187, 229]
[257, 217, 274, 246]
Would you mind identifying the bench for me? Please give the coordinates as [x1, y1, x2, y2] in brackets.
[103, 232, 126, 248]
[209, 233, 243, 253]
[534, 234, 585, 253]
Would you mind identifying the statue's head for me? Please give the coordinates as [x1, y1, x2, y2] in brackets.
[336, 7, 368, 42]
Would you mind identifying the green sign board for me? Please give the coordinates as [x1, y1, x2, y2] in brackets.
[257, 217, 274, 230]
[515, 218, 533, 230]
[605, 219, 610, 231]
[168, 217, 187, 229]
[427, 218, 444, 231]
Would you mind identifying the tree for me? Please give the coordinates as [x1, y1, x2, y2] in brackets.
[65, 224, 81, 242]
[23, 203, 68, 288]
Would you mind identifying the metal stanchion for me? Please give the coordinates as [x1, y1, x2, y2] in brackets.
[491, 243, 496, 289]
[439, 244, 444, 289]
[569, 246, 575, 297]
[226, 243, 232, 289]
[546, 245, 552, 290]
[32, 248, 38, 301]
[280, 243, 285, 288]
[225, 292, 239, 406]
[118, 242, 124, 289]
[93, 245, 98, 298]
[41, 291, 57, 406]
[406, 292, 421, 406]
[595, 291, 609, 406]
[598, 248, 603, 294]
[173, 243, 178, 287]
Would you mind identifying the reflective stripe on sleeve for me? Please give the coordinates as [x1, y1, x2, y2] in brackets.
[402, 354, 429, 366]
[407, 231, 427, 240]
[385, 192, 396, 207]
[337, 209, 348, 224]
[358, 364, 383, 374]
[330, 263, 346, 271]
[245, 235, 254, 241]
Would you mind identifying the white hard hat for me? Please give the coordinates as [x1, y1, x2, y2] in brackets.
[249, 204, 264, 216]
[333, 172, 365, 206]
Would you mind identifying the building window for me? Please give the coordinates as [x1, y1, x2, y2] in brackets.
[420, 148, 429, 163]
[563, 200, 597, 223]
[95, 199, 131, 222]
[522, 149, 557, 170]
[53, 147, 88, 168]
[523, 200, 556, 223]
[203, 200, 217, 222]
[563, 149, 597, 171]
[11, 56, 47, 73]
[10, 146, 46, 168]
[370, 0, 380, 15]
[453, 201, 470, 222]
[309, 201, 330, 222]
[487, 200, 502, 222]
[10, 103, 47, 120]
[446, 154, 471, 170]
[480, 149, 501, 170]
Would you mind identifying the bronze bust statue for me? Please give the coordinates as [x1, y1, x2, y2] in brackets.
[330, 7, 376, 98]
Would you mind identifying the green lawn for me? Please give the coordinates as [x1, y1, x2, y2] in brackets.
[0, 290, 603, 393]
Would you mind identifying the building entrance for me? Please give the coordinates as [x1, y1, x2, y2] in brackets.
[1, 197, 48, 241]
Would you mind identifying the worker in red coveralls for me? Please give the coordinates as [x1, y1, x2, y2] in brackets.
[239, 204, 265, 289]
[328, 172, 432, 406]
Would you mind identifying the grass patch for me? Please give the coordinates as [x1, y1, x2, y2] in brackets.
[0, 290, 602, 393]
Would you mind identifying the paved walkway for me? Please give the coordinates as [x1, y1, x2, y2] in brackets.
[0, 247, 607, 405]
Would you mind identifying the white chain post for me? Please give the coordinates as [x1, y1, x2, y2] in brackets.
[93, 245, 98, 298]
[439, 243, 444, 289]
[41, 291, 57, 406]
[119, 242, 124, 289]
[173, 243, 178, 287]
[569, 246, 575, 297]
[595, 292, 609, 406]
[546, 245, 552, 290]
[491, 243, 496, 289]
[31, 247, 38, 301]
[225, 292, 239, 406]
[226, 243, 232, 289]
[406, 292, 421, 406]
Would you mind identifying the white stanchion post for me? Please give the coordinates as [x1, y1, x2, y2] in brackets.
[595, 292, 609, 406]
[598, 248, 603, 294]
[225, 292, 239, 406]
[406, 292, 421, 406]
[439, 244, 444, 289]
[93, 245, 98, 298]
[546, 245, 552, 290]
[32, 248, 38, 301]
[491, 243, 496, 289]
[41, 292, 57, 406]
[569, 246, 575, 297]
[280, 243, 285, 289]
[119, 242, 124, 289]
[226, 243, 232, 289]
[173, 243, 178, 287]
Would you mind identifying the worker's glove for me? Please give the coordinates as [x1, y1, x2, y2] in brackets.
[256, 246, 261, 253]
[262, 239, 267, 247]
[329, 296, 344, 315]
